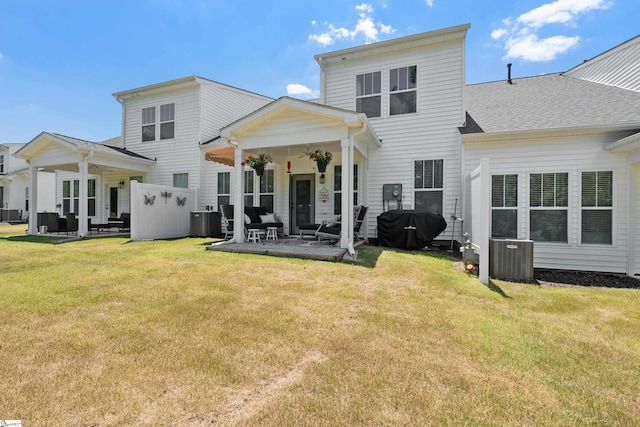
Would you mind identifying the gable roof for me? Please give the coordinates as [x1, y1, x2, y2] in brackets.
[564, 35, 640, 92]
[461, 73, 640, 135]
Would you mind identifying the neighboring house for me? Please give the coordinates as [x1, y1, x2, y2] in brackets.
[13, 24, 640, 276]
[0, 143, 55, 220]
[461, 35, 640, 276]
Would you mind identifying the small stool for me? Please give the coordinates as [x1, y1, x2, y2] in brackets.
[266, 227, 278, 241]
[247, 228, 261, 243]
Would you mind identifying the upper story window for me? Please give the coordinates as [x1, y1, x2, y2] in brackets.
[356, 71, 381, 118]
[142, 107, 156, 142]
[390, 66, 417, 115]
[141, 103, 175, 141]
[0, 154, 5, 173]
[160, 103, 175, 140]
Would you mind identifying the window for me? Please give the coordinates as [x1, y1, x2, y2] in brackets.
[414, 160, 443, 215]
[492, 174, 518, 238]
[160, 103, 175, 140]
[390, 66, 417, 115]
[333, 164, 358, 215]
[173, 173, 188, 189]
[217, 172, 230, 209]
[581, 171, 612, 244]
[63, 180, 71, 214]
[73, 179, 80, 214]
[356, 71, 381, 118]
[25, 187, 29, 212]
[259, 169, 275, 212]
[529, 173, 568, 243]
[142, 107, 156, 142]
[0, 154, 4, 173]
[87, 179, 96, 216]
[244, 170, 254, 207]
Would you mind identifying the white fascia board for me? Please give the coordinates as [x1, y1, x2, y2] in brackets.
[112, 76, 200, 101]
[605, 131, 640, 153]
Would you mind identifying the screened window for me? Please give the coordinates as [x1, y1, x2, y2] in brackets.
[491, 174, 518, 238]
[160, 103, 175, 140]
[173, 173, 188, 188]
[356, 71, 381, 118]
[142, 107, 156, 142]
[259, 169, 275, 212]
[414, 159, 443, 215]
[73, 179, 79, 214]
[529, 172, 568, 243]
[88, 179, 96, 217]
[390, 65, 417, 115]
[581, 171, 613, 244]
[63, 180, 71, 214]
[244, 170, 254, 207]
[217, 172, 230, 209]
[333, 164, 358, 215]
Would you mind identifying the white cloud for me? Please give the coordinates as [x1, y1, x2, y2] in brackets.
[518, 0, 612, 28]
[308, 3, 395, 46]
[425, 0, 434, 6]
[505, 34, 580, 61]
[286, 84, 319, 99]
[491, 0, 612, 62]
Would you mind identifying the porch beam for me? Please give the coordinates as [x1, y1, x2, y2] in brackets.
[340, 138, 353, 249]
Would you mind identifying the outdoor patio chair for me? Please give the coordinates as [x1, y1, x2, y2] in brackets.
[316, 205, 368, 241]
[220, 205, 234, 240]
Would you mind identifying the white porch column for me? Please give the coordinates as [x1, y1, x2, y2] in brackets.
[233, 146, 245, 243]
[77, 159, 89, 237]
[340, 138, 353, 249]
[27, 164, 38, 235]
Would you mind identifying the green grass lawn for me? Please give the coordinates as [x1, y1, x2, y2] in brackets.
[1, 223, 639, 426]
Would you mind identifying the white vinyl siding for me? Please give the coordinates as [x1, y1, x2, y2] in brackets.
[322, 36, 466, 241]
[463, 133, 631, 274]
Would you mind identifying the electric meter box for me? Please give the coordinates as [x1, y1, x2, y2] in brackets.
[383, 184, 402, 200]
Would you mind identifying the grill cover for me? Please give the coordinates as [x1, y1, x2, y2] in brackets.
[377, 210, 447, 249]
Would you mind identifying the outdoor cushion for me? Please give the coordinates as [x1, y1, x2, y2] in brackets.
[244, 214, 251, 224]
[259, 213, 276, 223]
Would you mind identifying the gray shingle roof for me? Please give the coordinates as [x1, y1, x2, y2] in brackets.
[461, 73, 640, 134]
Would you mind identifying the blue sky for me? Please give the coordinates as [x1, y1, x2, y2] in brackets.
[0, 0, 637, 144]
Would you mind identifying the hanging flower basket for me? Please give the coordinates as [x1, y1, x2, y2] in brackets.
[306, 150, 332, 173]
[245, 153, 272, 176]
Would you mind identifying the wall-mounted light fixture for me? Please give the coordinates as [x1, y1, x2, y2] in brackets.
[118, 180, 125, 189]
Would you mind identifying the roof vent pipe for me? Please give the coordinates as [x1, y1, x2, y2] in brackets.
[507, 63, 513, 84]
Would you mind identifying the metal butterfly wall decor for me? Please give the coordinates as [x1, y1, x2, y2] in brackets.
[143, 193, 156, 206]
[176, 196, 187, 206]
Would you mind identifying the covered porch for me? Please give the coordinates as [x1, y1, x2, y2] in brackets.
[203, 97, 380, 256]
[15, 132, 155, 237]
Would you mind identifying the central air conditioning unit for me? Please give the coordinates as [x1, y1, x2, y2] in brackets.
[489, 239, 534, 282]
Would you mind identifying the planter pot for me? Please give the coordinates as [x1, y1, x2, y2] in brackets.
[253, 166, 264, 176]
[317, 162, 328, 173]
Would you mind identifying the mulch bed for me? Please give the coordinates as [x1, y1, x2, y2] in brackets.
[534, 269, 640, 289]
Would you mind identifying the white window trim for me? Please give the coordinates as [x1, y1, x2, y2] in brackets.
[578, 169, 616, 246]
[389, 65, 418, 116]
[160, 103, 176, 140]
[355, 71, 382, 118]
[412, 158, 445, 215]
[526, 171, 571, 245]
